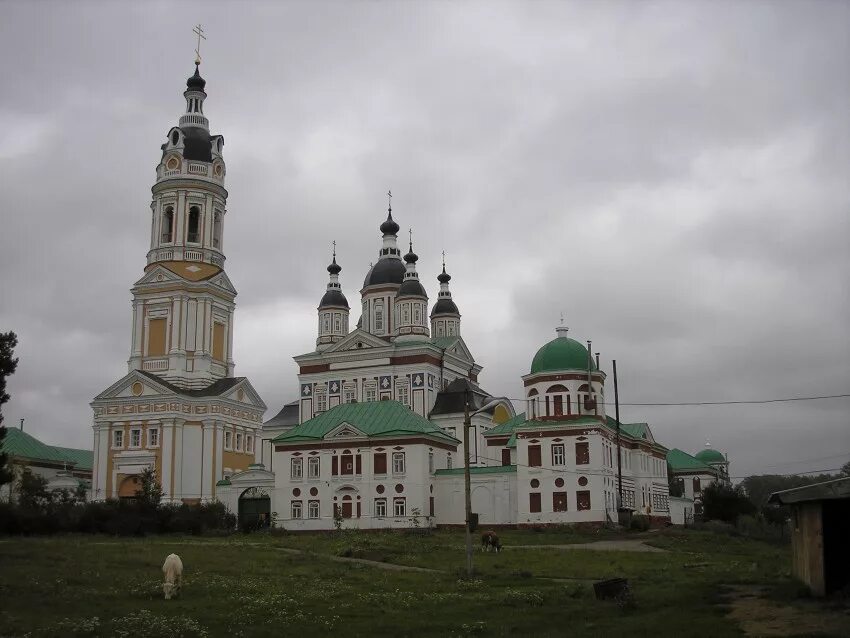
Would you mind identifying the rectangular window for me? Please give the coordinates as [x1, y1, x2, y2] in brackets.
[551, 444, 565, 466]
[130, 428, 141, 448]
[343, 387, 356, 403]
[291, 457, 303, 480]
[374, 302, 384, 332]
[147, 318, 167, 357]
[246, 435, 253, 454]
[235, 432, 243, 452]
[148, 428, 159, 448]
[365, 386, 377, 402]
[224, 430, 232, 450]
[393, 498, 406, 517]
[331, 455, 338, 476]
[392, 452, 406, 475]
[308, 500, 320, 519]
[529, 492, 542, 513]
[397, 384, 409, 407]
[373, 452, 387, 475]
[553, 492, 568, 512]
[212, 322, 225, 361]
[374, 498, 387, 518]
[308, 456, 320, 479]
[577, 490, 591, 511]
[528, 445, 542, 467]
[501, 449, 511, 466]
[341, 452, 354, 475]
[291, 501, 302, 519]
[575, 442, 590, 465]
[113, 429, 124, 448]
[428, 452, 434, 474]
[316, 393, 327, 413]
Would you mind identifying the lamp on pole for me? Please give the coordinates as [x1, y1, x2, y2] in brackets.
[463, 390, 505, 578]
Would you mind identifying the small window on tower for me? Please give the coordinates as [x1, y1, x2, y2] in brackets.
[171, 130, 179, 146]
[213, 212, 222, 248]
[187, 206, 200, 243]
[161, 207, 174, 243]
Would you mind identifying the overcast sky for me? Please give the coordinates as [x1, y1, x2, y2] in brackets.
[1, 1, 848, 478]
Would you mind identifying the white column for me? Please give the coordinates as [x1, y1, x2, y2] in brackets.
[226, 309, 235, 374]
[161, 419, 175, 502]
[201, 419, 215, 502]
[169, 297, 180, 353]
[132, 301, 144, 358]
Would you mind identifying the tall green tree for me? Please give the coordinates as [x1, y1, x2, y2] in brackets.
[0, 331, 19, 487]
[136, 466, 163, 508]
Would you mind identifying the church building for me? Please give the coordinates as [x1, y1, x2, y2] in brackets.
[90, 59, 266, 503]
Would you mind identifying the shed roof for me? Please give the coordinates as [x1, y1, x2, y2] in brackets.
[769, 477, 850, 505]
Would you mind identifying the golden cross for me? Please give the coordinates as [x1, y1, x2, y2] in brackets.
[193, 24, 206, 63]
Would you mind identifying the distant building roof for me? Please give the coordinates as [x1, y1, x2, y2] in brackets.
[264, 400, 299, 428]
[666, 448, 714, 473]
[272, 400, 459, 445]
[1, 428, 92, 472]
[695, 448, 727, 464]
[769, 477, 850, 505]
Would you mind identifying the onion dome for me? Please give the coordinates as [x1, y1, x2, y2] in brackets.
[404, 246, 418, 264]
[397, 278, 428, 297]
[437, 265, 451, 284]
[431, 297, 459, 315]
[327, 255, 341, 275]
[380, 208, 400, 236]
[363, 259, 406, 287]
[530, 326, 596, 374]
[695, 449, 726, 464]
[319, 246, 349, 309]
[187, 63, 206, 91]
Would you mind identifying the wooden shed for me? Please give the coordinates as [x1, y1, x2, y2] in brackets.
[769, 477, 850, 597]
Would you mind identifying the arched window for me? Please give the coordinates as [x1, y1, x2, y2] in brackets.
[213, 212, 222, 248]
[161, 207, 174, 243]
[547, 385, 568, 417]
[187, 206, 200, 243]
[170, 130, 179, 146]
[527, 389, 539, 419]
[578, 383, 597, 414]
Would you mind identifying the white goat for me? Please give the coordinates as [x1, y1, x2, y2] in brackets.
[162, 553, 183, 600]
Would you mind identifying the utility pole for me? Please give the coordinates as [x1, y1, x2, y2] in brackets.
[463, 388, 473, 577]
[19, 418, 24, 431]
[613, 360, 623, 511]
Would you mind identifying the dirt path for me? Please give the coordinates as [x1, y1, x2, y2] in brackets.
[271, 546, 441, 573]
[722, 585, 850, 637]
[510, 540, 665, 553]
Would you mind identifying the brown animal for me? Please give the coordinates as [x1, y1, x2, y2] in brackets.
[480, 530, 502, 552]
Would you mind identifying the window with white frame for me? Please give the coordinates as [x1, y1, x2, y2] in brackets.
[365, 384, 377, 402]
[291, 457, 303, 479]
[316, 391, 327, 413]
[397, 384, 409, 407]
[343, 386, 356, 404]
[130, 428, 142, 448]
[393, 498, 406, 517]
[236, 432, 243, 452]
[148, 428, 159, 448]
[392, 452, 406, 475]
[291, 501, 302, 519]
[113, 430, 124, 448]
[334, 315, 341, 332]
[246, 435, 253, 454]
[428, 451, 434, 474]
[374, 498, 387, 518]
[308, 456, 320, 479]
[551, 444, 565, 466]
[224, 430, 232, 450]
[374, 300, 384, 333]
[308, 500, 320, 519]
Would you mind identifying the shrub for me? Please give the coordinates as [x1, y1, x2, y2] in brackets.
[630, 515, 650, 531]
[702, 483, 756, 523]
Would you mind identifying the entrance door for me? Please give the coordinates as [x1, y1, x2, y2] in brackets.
[238, 488, 271, 531]
[341, 498, 353, 518]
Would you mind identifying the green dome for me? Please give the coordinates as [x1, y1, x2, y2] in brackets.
[531, 328, 596, 374]
[695, 449, 726, 464]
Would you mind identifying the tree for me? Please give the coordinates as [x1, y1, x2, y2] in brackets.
[667, 463, 684, 498]
[0, 331, 19, 487]
[136, 466, 163, 508]
[841, 461, 850, 477]
[702, 483, 755, 523]
[17, 467, 51, 509]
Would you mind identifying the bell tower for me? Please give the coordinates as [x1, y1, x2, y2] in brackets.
[127, 58, 236, 389]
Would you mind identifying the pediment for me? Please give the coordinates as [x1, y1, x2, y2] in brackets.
[443, 336, 474, 362]
[93, 370, 177, 401]
[209, 272, 237, 294]
[134, 265, 182, 287]
[224, 379, 267, 410]
[325, 421, 367, 440]
[325, 329, 390, 353]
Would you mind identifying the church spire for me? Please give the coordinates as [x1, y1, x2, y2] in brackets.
[394, 229, 429, 341]
[317, 241, 350, 350]
[430, 252, 461, 338]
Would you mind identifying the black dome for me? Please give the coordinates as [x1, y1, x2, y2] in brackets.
[437, 267, 451, 284]
[363, 258, 406, 287]
[404, 249, 418, 264]
[187, 64, 206, 91]
[327, 257, 341, 275]
[397, 279, 428, 298]
[380, 211, 400, 235]
[319, 289, 349, 309]
[431, 298, 459, 315]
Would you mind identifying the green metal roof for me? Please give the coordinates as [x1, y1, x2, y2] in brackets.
[52, 446, 93, 471]
[434, 465, 517, 476]
[272, 400, 460, 444]
[666, 448, 713, 472]
[486, 412, 527, 436]
[216, 479, 232, 486]
[530, 336, 596, 374]
[506, 433, 517, 448]
[695, 448, 726, 464]
[1, 428, 75, 466]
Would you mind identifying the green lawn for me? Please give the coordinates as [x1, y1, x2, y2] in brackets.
[0, 528, 844, 637]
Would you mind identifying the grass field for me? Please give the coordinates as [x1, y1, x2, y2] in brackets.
[0, 527, 846, 637]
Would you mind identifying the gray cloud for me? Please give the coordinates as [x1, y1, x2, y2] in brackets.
[1, 0, 848, 477]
